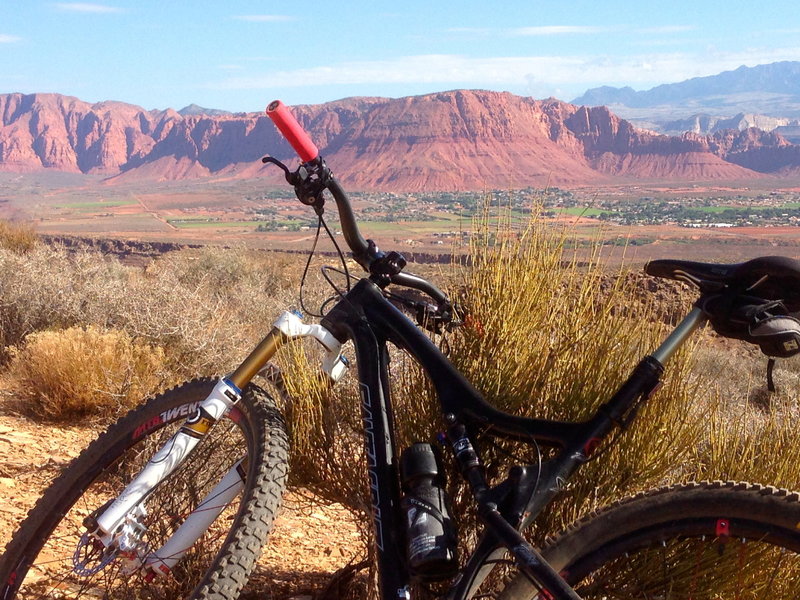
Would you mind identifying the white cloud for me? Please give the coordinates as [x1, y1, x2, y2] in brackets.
[54, 3, 123, 13]
[0, 34, 21, 43]
[211, 55, 580, 90]
[447, 24, 695, 39]
[232, 15, 294, 22]
[208, 48, 800, 96]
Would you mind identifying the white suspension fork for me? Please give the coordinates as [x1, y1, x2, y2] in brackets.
[94, 377, 242, 540]
[87, 310, 347, 572]
[143, 459, 247, 578]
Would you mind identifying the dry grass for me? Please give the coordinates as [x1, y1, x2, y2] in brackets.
[0, 242, 297, 375]
[393, 211, 712, 536]
[279, 211, 701, 550]
[6, 325, 168, 422]
[0, 220, 39, 254]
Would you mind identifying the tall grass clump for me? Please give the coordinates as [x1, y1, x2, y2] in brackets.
[275, 336, 370, 508]
[6, 325, 168, 422]
[272, 207, 719, 598]
[397, 210, 711, 534]
[280, 207, 707, 532]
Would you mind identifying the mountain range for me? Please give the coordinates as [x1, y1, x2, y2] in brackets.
[1, 88, 799, 191]
[572, 62, 800, 136]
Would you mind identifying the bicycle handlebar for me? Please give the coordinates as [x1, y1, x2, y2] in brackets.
[266, 100, 319, 163]
[265, 99, 450, 308]
[325, 177, 372, 262]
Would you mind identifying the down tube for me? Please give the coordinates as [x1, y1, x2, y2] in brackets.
[349, 317, 410, 598]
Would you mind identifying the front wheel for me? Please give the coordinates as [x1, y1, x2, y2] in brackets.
[497, 481, 800, 599]
[0, 378, 290, 600]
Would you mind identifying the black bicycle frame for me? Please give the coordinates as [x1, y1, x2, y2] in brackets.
[321, 277, 671, 600]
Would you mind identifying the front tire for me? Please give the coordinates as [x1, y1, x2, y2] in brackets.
[0, 378, 289, 600]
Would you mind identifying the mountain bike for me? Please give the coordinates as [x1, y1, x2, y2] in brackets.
[3, 100, 800, 600]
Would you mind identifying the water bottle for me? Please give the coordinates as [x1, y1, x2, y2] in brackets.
[400, 442, 458, 580]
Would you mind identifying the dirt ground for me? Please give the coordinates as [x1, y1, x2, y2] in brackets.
[0, 392, 364, 600]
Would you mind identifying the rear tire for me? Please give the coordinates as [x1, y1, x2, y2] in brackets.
[0, 378, 289, 600]
[497, 481, 800, 599]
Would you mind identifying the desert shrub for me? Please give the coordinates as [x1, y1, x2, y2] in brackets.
[392, 214, 713, 536]
[6, 325, 168, 422]
[153, 245, 295, 294]
[0, 220, 39, 254]
[119, 246, 297, 376]
[268, 211, 720, 599]
[687, 344, 800, 489]
[0, 245, 131, 357]
[0, 242, 299, 376]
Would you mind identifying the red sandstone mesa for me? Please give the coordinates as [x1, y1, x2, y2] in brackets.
[1, 90, 795, 191]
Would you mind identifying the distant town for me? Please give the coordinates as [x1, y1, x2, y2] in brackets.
[228, 188, 800, 233]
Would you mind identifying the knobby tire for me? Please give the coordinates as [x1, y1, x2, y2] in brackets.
[0, 378, 290, 600]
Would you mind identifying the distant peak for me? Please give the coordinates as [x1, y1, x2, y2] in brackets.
[178, 104, 232, 117]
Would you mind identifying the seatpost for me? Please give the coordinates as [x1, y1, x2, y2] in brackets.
[651, 307, 707, 365]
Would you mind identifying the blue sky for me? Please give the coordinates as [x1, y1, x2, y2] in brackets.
[2, 1, 800, 112]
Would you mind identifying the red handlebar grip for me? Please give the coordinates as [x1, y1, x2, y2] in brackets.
[266, 100, 319, 163]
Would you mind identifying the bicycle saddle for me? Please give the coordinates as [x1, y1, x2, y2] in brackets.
[645, 256, 800, 312]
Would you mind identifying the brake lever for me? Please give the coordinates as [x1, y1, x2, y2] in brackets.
[261, 156, 293, 180]
[402, 296, 462, 334]
[262, 156, 329, 210]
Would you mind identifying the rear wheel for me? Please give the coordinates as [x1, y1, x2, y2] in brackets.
[496, 481, 800, 599]
[0, 378, 289, 600]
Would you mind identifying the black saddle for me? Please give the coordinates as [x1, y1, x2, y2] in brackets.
[646, 256, 800, 313]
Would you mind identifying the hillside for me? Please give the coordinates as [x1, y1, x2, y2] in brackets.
[1, 90, 798, 191]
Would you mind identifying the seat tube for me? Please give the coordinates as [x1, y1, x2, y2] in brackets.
[651, 308, 707, 365]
